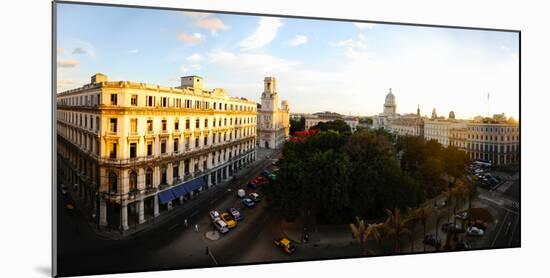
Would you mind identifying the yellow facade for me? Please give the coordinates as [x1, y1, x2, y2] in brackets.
[57, 73, 258, 232]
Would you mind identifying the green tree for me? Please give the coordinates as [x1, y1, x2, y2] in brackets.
[311, 119, 351, 134]
[384, 208, 411, 254]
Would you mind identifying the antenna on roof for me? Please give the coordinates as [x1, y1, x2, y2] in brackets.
[487, 92, 490, 117]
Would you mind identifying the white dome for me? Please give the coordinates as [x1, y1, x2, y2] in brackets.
[385, 88, 396, 106]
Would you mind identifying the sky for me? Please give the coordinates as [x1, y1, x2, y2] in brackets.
[56, 3, 519, 119]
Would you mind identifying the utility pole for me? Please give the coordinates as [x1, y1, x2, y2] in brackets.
[487, 92, 490, 117]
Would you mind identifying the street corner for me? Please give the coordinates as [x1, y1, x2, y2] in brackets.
[205, 230, 221, 241]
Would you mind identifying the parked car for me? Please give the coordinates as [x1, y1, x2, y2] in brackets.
[252, 176, 265, 184]
[455, 211, 470, 220]
[442, 222, 464, 233]
[60, 184, 68, 195]
[242, 197, 255, 208]
[209, 210, 220, 221]
[213, 219, 229, 234]
[455, 240, 472, 250]
[226, 207, 243, 221]
[422, 234, 441, 249]
[467, 226, 485, 236]
[247, 182, 257, 189]
[470, 220, 488, 230]
[220, 212, 237, 228]
[249, 193, 261, 202]
[237, 189, 246, 198]
[274, 237, 296, 254]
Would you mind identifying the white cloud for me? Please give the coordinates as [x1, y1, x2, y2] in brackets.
[182, 12, 229, 35]
[128, 49, 139, 54]
[239, 17, 282, 51]
[58, 59, 80, 68]
[72, 47, 86, 55]
[74, 40, 96, 58]
[187, 53, 202, 62]
[179, 63, 201, 74]
[177, 32, 204, 45]
[354, 22, 376, 30]
[289, 35, 308, 46]
[331, 35, 368, 49]
[207, 50, 299, 74]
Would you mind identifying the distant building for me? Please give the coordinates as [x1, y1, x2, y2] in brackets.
[304, 111, 359, 132]
[370, 88, 519, 166]
[257, 77, 290, 149]
[372, 88, 399, 129]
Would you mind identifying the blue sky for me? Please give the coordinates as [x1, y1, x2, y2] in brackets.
[57, 3, 519, 119]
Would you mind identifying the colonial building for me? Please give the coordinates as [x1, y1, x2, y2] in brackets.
[57, 73, 257, 232]
[257, 77, 290, 149]
[462, 120, 519, 165]
[370, 88, 519, 166]
[304, 111, 359, 132]
[387, 113, 424, 137]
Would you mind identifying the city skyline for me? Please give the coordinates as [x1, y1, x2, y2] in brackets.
[57, 4, 519, 119]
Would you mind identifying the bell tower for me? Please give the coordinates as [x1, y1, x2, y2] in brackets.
[261, 77, 279, 112]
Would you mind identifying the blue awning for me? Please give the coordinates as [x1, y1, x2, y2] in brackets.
[182, 177, 206, 192]
[158, 190, 176, 204]
[172, 184, 189, 199]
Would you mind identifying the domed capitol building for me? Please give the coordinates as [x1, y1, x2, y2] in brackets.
[371, 88, 519, 166]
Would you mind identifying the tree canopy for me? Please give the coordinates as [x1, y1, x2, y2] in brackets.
[263, 130, 471, 224]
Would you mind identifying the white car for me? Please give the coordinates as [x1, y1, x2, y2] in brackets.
[213, 219, 229, 234]
[209, 210, 220, 221]
[455, 211, 469, 220]
[467, 226, 485, 236]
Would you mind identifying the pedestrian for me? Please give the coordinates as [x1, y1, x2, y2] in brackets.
[194, 224, 199, 232]
[184, 219, 188, 228]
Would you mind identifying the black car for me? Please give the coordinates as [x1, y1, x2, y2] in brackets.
[441, 223, 465, 233]
[455, 240, 472, 250]
[422, 234, 441, 249]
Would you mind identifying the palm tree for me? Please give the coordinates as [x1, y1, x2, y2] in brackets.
[385, 208, 411, 254]
[404, 207, 420, 253]
[349, 216, 372, 255]
[434, 209, 444, 251]
[414, 207, 433, 252]
[368, 222, 386, 255]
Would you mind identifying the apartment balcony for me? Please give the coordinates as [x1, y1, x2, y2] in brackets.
[172, 129, 181, 136]
[104, 131, 119, 139]
[127, 131, 140, 140]
[159, 130, 170, 138]
[145, 130, 155, 139]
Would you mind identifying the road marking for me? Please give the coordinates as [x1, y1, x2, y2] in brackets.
[491, 211, 509, 247]
[168, 224, 179, 231]
[507, 215, 520, 246]
[190, 211, 198, 217]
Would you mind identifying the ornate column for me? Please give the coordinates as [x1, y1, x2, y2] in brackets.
[121, 201, 129, 231]
[138, 199, 145, 224]
[154, 194, 160, 217]
[99, 198, 107, 227]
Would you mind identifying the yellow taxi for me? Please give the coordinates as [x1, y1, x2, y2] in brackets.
[220, 212, 237, 228]
[274, 237, 296, 254]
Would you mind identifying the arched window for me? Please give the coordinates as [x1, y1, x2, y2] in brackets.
[129, 171, 138, 191]
[108, 172, 118, 193]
